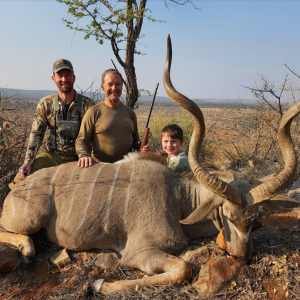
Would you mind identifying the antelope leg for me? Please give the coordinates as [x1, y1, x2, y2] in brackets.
[0, 229, 35, 257]
[94, 249, 192, 292]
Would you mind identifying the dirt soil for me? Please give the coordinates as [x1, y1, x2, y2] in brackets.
[1, 206, 300, 300]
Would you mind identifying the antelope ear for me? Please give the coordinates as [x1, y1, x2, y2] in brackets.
[259, 194, 300, 210]
[179, 195, 223, 225]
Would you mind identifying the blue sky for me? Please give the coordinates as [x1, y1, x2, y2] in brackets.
[1, 0, 299, 100]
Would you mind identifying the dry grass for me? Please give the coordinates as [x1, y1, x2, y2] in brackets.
[0, 91, 36, 206]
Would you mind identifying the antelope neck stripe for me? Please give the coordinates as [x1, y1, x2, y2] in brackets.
[65, 167, 89, 223]
[72, 164, 107, 238]
[124, 162, 135, 230]
[23, 179, 36, 218]
[104, 164, 121, 231]
[47, 164, 63, 204]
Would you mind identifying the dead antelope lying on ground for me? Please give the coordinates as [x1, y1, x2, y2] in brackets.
[1, 35, 300, 292]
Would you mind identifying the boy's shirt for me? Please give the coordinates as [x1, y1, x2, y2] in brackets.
[166, 152, 192, 175]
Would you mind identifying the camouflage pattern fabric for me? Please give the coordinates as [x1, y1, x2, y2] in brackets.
[24, 93, 93, 165]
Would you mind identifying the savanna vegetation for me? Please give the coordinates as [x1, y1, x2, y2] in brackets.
[0, 89, 36, 205]
[1, 67, 300, 299]
[1, 80, 300, 205]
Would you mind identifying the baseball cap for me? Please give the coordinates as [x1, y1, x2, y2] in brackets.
[53, 59, 74, 73]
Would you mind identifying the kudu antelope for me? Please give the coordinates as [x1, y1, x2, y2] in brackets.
[1, 35, 300, 292]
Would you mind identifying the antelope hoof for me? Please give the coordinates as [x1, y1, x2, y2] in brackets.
[18, 243, 35, 258]
[92, 279, 105, 293]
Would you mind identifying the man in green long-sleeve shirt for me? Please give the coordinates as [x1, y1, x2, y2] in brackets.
[76, 69, 149, 166]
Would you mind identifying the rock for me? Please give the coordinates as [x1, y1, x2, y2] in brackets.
[252, 225, 281, 247]
[287, 188, 300, 201]
[0, 243, 21, 272]
[94, 253, 119, 269]
[50, 249, 71, 268]
[181, 246, 210, 265]
[193, 256, 242, 295]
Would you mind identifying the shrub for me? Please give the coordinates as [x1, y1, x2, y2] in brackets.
[0, 89, 32, 206]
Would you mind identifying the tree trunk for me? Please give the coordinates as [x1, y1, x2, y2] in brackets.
[124, 66, 138, 109]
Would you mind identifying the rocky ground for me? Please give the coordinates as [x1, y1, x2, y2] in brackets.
[1, 177, 300, 300]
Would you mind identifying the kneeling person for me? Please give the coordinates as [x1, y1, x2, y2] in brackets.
[9, 59, 93, 190]
[76, 69, 147, 166]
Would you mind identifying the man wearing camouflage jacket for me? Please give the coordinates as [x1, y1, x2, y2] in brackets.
[9, 59, 93, 189]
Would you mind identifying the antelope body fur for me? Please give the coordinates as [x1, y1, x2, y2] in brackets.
[0, 35, 300, 292]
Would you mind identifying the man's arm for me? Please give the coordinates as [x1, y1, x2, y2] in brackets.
[75, 107, 96, 167]
[18, 99, 49, 179]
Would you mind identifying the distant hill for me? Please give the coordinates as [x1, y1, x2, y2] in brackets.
[3, 88, 257, 106]
[4, 89, 58, 101]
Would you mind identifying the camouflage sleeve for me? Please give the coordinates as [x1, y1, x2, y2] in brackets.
[24, 99, 49, 164]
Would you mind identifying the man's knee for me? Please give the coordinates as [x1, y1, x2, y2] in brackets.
[31, 151, 60, 173]
[9, 151, 59, 190]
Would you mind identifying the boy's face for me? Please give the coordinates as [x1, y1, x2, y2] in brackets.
[161, 133, 184, 158]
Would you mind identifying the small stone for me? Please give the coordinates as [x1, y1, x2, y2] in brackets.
[287, 188, 300, 201]
[50, 249, 71, 268]
[181, 246, 210, 265]
[92, 279, 105, 293]
[193, 256, 242, 295]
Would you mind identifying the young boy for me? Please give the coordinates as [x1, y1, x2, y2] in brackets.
[155, 124, 191, 176]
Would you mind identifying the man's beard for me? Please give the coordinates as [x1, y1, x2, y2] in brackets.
[58, 84, 73, 94]
[108, 93, 120, 101]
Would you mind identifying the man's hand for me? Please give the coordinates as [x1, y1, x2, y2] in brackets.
[78, 157, 99, 168]
[141, 144, 151, 152]
[17, 164, 32, 180]
[138, 141, 151, 153]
